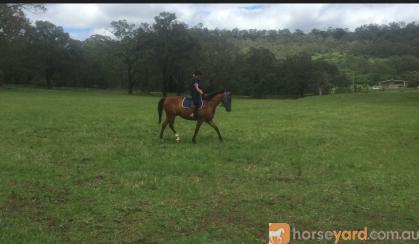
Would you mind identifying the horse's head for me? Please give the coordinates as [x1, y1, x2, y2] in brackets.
[222, 91, 232, 112]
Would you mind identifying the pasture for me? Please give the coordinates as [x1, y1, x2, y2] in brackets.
[1, 87, 418, 243]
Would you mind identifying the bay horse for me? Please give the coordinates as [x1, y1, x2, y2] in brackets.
[157, 91, 232, 143]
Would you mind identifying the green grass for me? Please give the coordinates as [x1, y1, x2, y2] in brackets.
[1, 87, 419, 243]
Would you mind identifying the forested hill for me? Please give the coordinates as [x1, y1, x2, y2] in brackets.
[1, 4, 419, 97]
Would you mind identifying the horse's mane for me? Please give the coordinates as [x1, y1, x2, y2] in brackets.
[204, 91, 225, 100]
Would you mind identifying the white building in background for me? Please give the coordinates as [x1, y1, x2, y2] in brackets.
[379, 79, 408, 90]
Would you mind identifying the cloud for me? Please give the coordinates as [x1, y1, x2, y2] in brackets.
[23, 4, 419, 40]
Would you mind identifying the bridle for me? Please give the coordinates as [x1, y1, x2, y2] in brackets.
[222, 91, 230, 107]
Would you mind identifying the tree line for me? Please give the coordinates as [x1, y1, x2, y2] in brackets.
[1, 4, 419, 98]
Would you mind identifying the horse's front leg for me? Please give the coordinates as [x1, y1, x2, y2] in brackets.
[192, 120, 203, 144]
[207, 120, 223, 142]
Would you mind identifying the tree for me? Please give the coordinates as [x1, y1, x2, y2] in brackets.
[111, 20, 142, 94]
[402, 71, 419, 87]
[240, 47, 277, 97]
[310, 60, 339, 96]
[27, 21, 72, 89]
[281, 52, 313, 97]
[0, 4, 44, 42]
[190, 27, 239, 94]
[152, 12, 176, 96]
[3, 6, 419, 97]
[0, 4, 45, 85]
[151, 12, 199, 96]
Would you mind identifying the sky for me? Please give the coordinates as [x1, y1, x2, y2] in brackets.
[23, 4, 419, 41]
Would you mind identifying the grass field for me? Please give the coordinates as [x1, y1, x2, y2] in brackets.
[1, 87, 418, 243]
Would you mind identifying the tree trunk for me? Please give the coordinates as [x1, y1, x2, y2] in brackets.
[46, 69, 53, 89]
[0, 69, 4, 86]
[208, 78, 215, 93]
[128, 80, 134, 94]
[161, 64, 168, 97]
[143, 69, 149, 92]
[176, 77, 184, 96]
[299, 88, 304, 97]
[318, 87, 323, 96]
[161, 76, 167, 97]
[174, 71, 184, 96]
[128, 64, 134, 95]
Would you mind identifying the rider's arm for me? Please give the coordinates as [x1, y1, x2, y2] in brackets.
[194, 83, 204, 95]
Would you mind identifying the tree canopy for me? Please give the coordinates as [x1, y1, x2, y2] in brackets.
[2, 4, 419, 97]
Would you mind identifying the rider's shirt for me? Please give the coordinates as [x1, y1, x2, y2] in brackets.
[191, 78, 200, 98]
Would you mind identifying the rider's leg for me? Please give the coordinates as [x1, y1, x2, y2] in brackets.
[193, 104, 199, 119]
[191, 99, 199, 118]
[191, 94, 199, 118]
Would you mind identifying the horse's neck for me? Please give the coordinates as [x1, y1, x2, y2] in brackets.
[207, 93, 223, 112]
[207, 93, 223, 107]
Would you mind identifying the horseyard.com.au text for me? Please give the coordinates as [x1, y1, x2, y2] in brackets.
[269, 223, 419, 244]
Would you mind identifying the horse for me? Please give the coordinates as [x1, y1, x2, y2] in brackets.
[157, 91, 232, 143]
[269, 228, 285, 244]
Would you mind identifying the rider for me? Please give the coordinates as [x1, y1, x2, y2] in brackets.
[190, 70, 204, 119]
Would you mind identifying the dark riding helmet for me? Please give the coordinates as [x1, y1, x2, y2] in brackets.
[193, 70, 202, 76]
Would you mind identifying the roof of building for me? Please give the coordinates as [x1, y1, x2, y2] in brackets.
[379, 79, 408, 84]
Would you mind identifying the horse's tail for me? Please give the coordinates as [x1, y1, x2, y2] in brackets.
[158, 97, 166, 124]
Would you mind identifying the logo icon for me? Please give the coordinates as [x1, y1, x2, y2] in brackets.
[269, 223, 290, 244]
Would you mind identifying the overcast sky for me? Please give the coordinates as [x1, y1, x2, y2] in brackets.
[23, 4, 419, 40]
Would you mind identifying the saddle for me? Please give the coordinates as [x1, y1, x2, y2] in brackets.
[181, 96, 204, 109]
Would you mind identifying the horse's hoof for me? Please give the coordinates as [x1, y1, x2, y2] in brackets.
[192, 139, 196, 144]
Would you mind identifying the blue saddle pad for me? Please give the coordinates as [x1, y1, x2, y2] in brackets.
[182, 97, 204, 109]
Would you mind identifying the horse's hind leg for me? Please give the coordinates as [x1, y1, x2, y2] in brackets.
[168, 116, 177, 134]
[159, 119, 169, 139]
[192, 120, 203, 144]
[168, 116, 180, 142]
